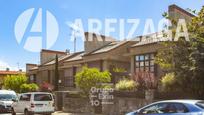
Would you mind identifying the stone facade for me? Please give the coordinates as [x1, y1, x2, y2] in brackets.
[102, 97, 154, 115]
[58, 91, 155, 115]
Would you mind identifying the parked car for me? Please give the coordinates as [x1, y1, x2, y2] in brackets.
[0, 90, 17, 113]
[126, 100, 204, 115]
[11, 92, 55, 115]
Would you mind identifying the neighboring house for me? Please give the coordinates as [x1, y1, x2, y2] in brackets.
[0, 69, 25, 88]
[26, 49, 69, 85]
[26, 4, 194, 91]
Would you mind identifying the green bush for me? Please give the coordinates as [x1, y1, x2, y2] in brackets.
[115, 79, 138, 91]
[75, 66, 111, 97]
[112, 67, 127, 73]
[161, 73, 176, 92]
[29, 83, 39, 91]
[20, 83, 39, 93]
[3, 74, 27, 93]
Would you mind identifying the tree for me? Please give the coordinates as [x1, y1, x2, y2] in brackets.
[3, 74, 27, 93]
[187, 6, 204, 97]
[75, 66, 111, 97]
[156, 6, 204, 98]
[3, 74, 39, 93]
[54, 54, 59, 91]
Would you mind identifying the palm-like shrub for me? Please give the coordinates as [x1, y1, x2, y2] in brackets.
[161, 73, 176, 92]
[115, 79, 138, 91]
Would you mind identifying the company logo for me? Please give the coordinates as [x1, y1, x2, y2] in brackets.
[14, 8, 59, 52]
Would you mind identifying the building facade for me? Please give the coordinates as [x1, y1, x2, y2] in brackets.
[26, 4, 194, 91]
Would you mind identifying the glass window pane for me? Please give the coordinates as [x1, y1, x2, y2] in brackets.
[145, 55, 149, 60]
[173, 103, 189, 113]
[141, 103, 169, 114]
[150, 60, 154, 66]
[140, 55, 144, 61]
[140, 61, 144, 67]
[136, 62, 139, 67]
[150, 54, 155, 59]
[135, 56, 139, 61]
[145, 61, 149, 66]
[34, 94, 52, 101]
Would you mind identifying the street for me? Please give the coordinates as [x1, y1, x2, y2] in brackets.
[0, 111, 91, 115]
[0, 111, 68, 115]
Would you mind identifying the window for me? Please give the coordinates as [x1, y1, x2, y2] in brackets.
[20, 94, 31, 101]
[135, 53, 155, 73]
[173, 103, 188, 113]
[34, 94, 52, 101]
[64, 69, 74, 87]
[30, 74, 36, 83]
[0, 94, 16, 101]
[196, 101, 204, 109]
[139, 103, 188, 114]
[140, 103, 169, 114]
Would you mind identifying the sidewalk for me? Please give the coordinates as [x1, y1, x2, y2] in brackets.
[53, 111, 92, 115]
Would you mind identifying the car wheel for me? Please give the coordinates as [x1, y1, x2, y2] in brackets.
[24, 109, 28, 115]
[11, 108, 16, 115]
[24, 109, 32, 115]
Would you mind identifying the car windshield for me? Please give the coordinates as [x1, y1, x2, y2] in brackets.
[196, 101, 204, 109]
[0, 94, 16, 101]
[34, 94, 52, 101]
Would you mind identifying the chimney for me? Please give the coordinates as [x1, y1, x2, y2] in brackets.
[26, 63, 37, 73]
[40, 49, 67, 65]
[6, 68, 9, 71]
[168, 4, 194, 26]
[65, 49, 70, 54]
[84, 32, 116, 54]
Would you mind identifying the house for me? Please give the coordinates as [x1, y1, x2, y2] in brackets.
[26, 4, 194, 91]
[0, 69, 25, 88]
[127, 4, 195, 79]
[26, 49, 69, 84]
[27, 32, 137, 91]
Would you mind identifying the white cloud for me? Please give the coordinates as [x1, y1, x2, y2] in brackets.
[0, 60, 25, 71]
[0, 60, 10, 70]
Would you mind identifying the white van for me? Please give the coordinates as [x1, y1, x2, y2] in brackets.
[11, 92, 55, 115]
[0, 90, 17, 113]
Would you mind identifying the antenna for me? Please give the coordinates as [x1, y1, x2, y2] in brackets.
[17, 62, 19, 70]
[68, 22, 80, 53]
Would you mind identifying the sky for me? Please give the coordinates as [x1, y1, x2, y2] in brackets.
[0, 0, 204, 71]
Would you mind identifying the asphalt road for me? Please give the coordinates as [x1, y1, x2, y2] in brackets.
[0, 111, 69, 115]
[0, 112, 91, 115]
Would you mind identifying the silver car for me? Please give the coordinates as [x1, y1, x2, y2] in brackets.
[126, 100, 204, 115]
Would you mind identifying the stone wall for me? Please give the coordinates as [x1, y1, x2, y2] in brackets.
[61, 91, 94, 113]
[56, 91, 156, 115]
[63, 97, 93, 113]
[102, 97, 154, 115]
